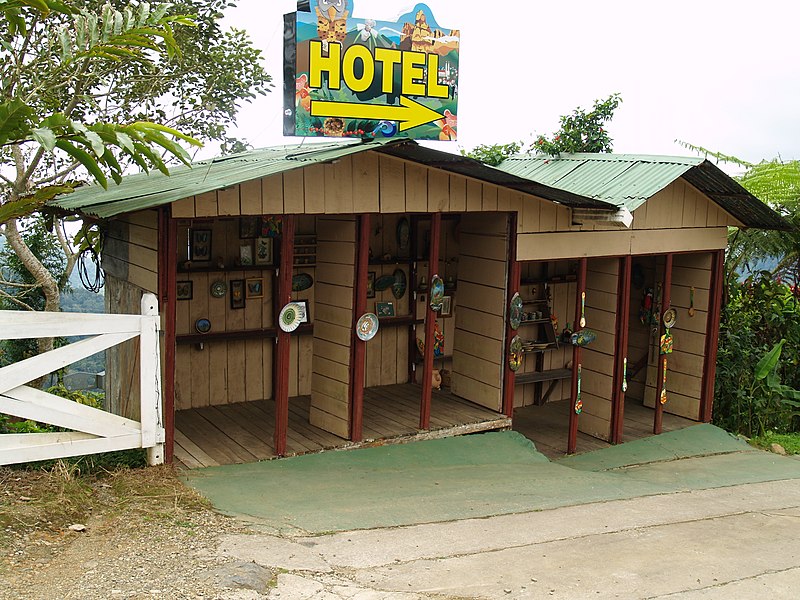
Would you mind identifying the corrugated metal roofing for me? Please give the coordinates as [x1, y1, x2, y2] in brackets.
[499, 153, 789, 230]
[49, 139, 614, 219]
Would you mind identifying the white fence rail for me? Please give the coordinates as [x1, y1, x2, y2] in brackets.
[0, 293, 165, 466]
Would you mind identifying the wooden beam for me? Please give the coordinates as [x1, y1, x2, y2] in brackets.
[274, 215, 296, 456]
[654, 253, 674, 434]
[349, 213, 371, 442]
[160, 209, 178, 463]
[503, 213, 520, 418]
[700, 249, 724, 422]
[568, 257, 587, 454]
[419, 212, 441, 429]
[611, 255, 632, 444]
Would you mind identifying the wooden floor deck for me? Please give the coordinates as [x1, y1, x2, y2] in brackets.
[513, 398, 697, 460]
[174, 383, 509, 468]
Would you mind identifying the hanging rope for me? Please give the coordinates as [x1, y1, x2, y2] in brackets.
[78, 243, 104, 293]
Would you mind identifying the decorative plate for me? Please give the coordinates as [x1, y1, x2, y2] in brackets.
[374, 274, 396, 291]
[509, 336, 523, 371]
[278, 302, 304, 333]
[571, 329, 597, 347]
[356, 312, 379, 341]
[396, 217, 410, 257]
[662, 307, 677, 329]
[392, 268, 407, 299]
[430, 275, 444, 310]
[210, 280, 227, 298]
[509, 292, 523, 330]
[195, 318, 211, 334]
[292, 272, 314, 292]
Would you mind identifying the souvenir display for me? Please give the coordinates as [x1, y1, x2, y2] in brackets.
[396, 217, 410, 257]
[292, 272, 314, 292]
[356, 312, 379, 341]
[660, 331, 674, 355]
[579, 291, 586, 328]
[194, 318, 211, 334]
[430, 275, 444, 310]
[571, 329, 597, 347]
[660, 360, 668, 405]
[210, 280, 227, 298]
[230, 279, 245, 309]
[508, 335, 523, 372]
[509, 292, 523, 330]
[575, 364, 583, 414]
[374, 274, 396, 291]
[278, 302, 304, 333]
[433, 322, 445, 357]
[662, 307, 677, 329]
[688, 286, 696, 317]
[392, 268, 407, 299]
[622, 357, 628, 393]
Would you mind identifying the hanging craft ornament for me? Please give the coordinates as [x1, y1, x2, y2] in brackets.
[279, 302, 305, 333]
[575, 364, 583, 414]
[580, 291, 587, 328]
[356, 312, 379, 341]
[508, 335, 523, 372]
[392, 268, 407, 299]
[660, 331, 674, 355]
[430, 275, 445, 311]
[433, 322, 445, 358]
[660, 359, 668, 404]
[662, 307, 677, 329]
[509, 292, 523, 330]
[688, 287, 696, 317]
[571, 329, 597, 347]
[622, 357, 628, 392]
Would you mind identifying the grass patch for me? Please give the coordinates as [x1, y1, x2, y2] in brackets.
[749, 431, 800, 454]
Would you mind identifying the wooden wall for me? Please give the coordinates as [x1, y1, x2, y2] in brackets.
[625, 258, 659, 403]
[104, 274, 143, 421]
[577, 258, 619, 441]
[103, 210, 159, 294]
[451, 213, 509, 411]
[643, 253, 711, 420]
[310, 216, 357, 438]
[630, 180, 742, 231]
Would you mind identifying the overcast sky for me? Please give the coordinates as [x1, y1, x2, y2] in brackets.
[220, 0, 800, 169]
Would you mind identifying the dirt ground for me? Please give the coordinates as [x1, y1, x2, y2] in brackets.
[0, 464, 266, 600]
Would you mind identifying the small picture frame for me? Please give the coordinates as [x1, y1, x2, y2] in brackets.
[239, 216, 259, 239]
[375, 301, 395, 318]
[367, 271, 376, 299]
[176, 280, 193, 300]
[254, 237, 273, 265]
[296, 299, 310, 323]
[246, 278, 263, 299]
[239, 243, 253, 266]
[440, 295, 453, 317]
[190, 229, 212, 261]
[230, 279, 245, 309]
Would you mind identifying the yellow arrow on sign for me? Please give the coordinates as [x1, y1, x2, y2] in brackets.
[310, 96, 444, 132]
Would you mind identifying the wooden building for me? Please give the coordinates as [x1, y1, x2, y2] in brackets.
[53, 140, 786, 466]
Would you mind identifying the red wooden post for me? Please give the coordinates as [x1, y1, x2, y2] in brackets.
[653, 253, 674, 435]
[502, 213, 520, 418]
[350, 213, 371, 442]
[158, 208, 178, 464]
[611, 255, 632, 444]
[419, 212, 441, 430]
[700, 249, 725, 422]
[274, 215, 295, 456]
[568, 257, 588, 454]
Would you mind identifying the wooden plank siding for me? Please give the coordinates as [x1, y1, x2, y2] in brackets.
[103, 209, 159, 294]
[451, 213, 509, 411]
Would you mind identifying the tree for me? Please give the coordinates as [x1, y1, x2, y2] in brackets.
[463, 93, 622, 165]
[0, 1, 270, 357]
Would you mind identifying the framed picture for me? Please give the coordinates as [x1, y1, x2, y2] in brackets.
[296, 299, 310, 323]
[254, 237, 273, 265]
[367, 271, 376, 298]
[176, 280, 193, 300]
[246, 278, 263, 299]
[190, 229, 212, 261]
[260, 216, 282, 238]
[375, 301, 395, 318]
[239, 243, 253, 266]
[239, 216, 259, 239]
[230, 279, 245, 309]
[440, 295, 453, 317]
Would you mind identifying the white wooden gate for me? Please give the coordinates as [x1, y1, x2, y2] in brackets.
[0, 293, 165, 466]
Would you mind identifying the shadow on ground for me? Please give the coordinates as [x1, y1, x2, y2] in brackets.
[182, 424, 800, 534]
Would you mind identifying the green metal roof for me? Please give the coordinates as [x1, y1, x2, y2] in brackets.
[499, 153, 789, 230]
[49, 139, 614, 219]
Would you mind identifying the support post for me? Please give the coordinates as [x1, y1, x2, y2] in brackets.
[502, 213, 520, 418]
[653, 253, 674, 435]
[568, 257, 588, 454]
[611, 255, 632, 444]
[350, 213, 371, 442]
[274, 215, 295, 456]
[700, 249, 725, 422]
[140, 293, 165, 465]
[158, 209, 177, 463]
[420, 212, 441, 430]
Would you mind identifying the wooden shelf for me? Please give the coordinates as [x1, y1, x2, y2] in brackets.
[369, 258, 413, 265]
[515, 368, 572, 385]
[178, 264, 276, 274]
[176, 323, 313, 344]
[518, 318, 552, 325]
[377, 315, 416, 326]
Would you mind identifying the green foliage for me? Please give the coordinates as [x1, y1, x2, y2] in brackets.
[749, 431, 800, 454]
[714, 274, 800, 436]
[533, 93, 621, 156]
[462, 141, 522, 166]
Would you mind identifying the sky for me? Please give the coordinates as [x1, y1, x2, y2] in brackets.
[219, 0, 800, 170]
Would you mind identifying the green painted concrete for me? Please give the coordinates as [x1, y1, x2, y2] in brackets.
[182, 427, 800, 535]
